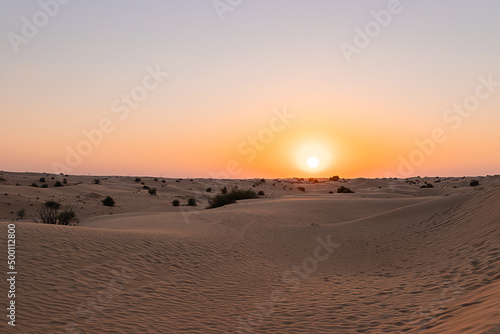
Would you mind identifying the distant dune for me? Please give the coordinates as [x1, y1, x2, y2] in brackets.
[1, 172, 499, 333]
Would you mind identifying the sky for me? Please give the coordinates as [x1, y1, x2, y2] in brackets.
[1, 0, 499, 178]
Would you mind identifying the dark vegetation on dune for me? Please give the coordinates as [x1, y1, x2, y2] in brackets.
[337, 186, 355, 193]
[17, 209, 26, 219]
[36, 200, 77, 225]
[207, 188, 258, 209]
[171, 198, 197, 206]
[102, 196, 115, 207]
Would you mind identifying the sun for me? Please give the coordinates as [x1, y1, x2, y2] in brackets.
[307, 156, 320, 169]
[295, 142, 333, 173]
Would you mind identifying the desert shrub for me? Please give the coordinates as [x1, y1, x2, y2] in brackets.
[337, 186, 354, 193]
[93, 179, 101, 184]
[258, 190, 265, 196]
[45, 201, 61, 210]
[17, 209, 26, 219]
[329, 175, 340, 182]
[208, 194, 235, 208]
[221, 186, 228, 194]
[232, 189, 257, 200]
[298, 186, 306, 192]
[148, 188, 157, 196]
[260, 179, 266, 184]
[187, 198, 197, 206]
[0, 177, 6, 182]
[154, 178, 158, 181]
[54, 181, 63, 187]
[51, 177, 55, 180]
[143, 185, 151, 190]
[420, 183, 434, 189]
[31, 182, 39, 187]
[102, 196, 115, 207]
[135, 177, 141, 183]
[37, 177, 45, 182]
[470, 180, 479, 187]
[41, 184, 48, 188]
[36, 202, 77, 225]
[176, 179, 181, 183]
[161, 180, 166, 183]
[206, 188, 212, 193]
[63, 178, 68, 184]
[36, 201, 61, 224]
[36, 206, 58, 224]
[329, 191, 334, 194]
[57, 207, 77, 225]
[172, 200, 180, 206]
[208, 189, 258, 209]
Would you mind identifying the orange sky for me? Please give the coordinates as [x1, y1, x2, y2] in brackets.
[1, 1, 500, 178]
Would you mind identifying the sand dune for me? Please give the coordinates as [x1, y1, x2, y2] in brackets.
[1, 172, 499, 333]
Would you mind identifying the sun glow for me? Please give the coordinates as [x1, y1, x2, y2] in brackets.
[307, 156, 320, 169]
[296, 143, 333, 173]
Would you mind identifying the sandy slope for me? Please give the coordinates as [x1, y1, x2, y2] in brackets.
[0, 172, 499, 333]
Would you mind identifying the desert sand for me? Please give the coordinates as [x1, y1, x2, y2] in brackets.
[1, 172, 500, 333]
